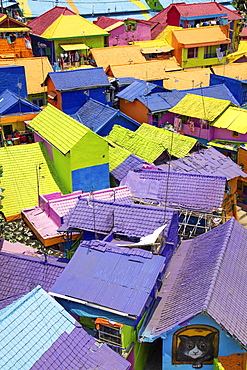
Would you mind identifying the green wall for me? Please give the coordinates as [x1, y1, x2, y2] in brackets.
[54, 36, 105, 60]
[71, 131, 109, 171]
[52, 147, 72, 193]
[182, 46, 227, 68]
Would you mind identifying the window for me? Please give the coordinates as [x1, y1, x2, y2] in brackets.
[233, 131, 239, 138]
[32, 98, 44, 107]
[204, 45, 217, 59]
[98, 324, 122, 346]
[124, 21, 137, 31]
[187, 47, 198, 59]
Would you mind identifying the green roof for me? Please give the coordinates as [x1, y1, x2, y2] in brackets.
[107, 125, 165, 163]
[136, 123, 197, 158]
[29, 104, 89, 155]
[169, 94, 231, 122]
[108, 141, 132, 171]
[0, 143, 66, 218]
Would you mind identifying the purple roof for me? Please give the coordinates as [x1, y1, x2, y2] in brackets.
[51, 240, 166, 318]
[140, 218, 247, 348]
[121, 169, 226, 212]
[158, 147, 247, 180]
[0, 252, 67, 309]
[111, 153, 146, 181]
[60, 198, 175, 238]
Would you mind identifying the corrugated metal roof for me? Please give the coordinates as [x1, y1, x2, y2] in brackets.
[29, 104, 89, 154]
[0, 286, 130, 369]
[173, 25, 230, 46]
[182, 84, 240, 106]
[212, 106, 247, 134]
[0, 142, 66, 217]
[117, 80, 160, 102]
[47, 67, 110, 91]
[169, 93, 231, 121]
[122, 169, 226, 212]
[141, 218, 247, 349]
[51, 239, 166, 317]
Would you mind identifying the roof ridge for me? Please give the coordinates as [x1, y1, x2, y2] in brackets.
[202, 218, 235, 310]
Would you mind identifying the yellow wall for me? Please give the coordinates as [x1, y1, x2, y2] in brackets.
[181, 46, 227, 68]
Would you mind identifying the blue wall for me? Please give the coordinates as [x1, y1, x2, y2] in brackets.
[6, 102, 40, 115]
[97, 113, 140, 136]
[62, 88, 108, 115]
[161, 314, 245, 370]
[0, 66, 27, 98]
[72, 163, 110, 192]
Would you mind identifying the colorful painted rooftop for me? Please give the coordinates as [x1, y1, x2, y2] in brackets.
[140, 218, 247, 349]
[0, 286, 130, 369]
[0, 142, 66, 219]
[212, 106, 247, 134]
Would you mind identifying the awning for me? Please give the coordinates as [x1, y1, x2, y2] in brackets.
[48, 91, 57, 99]
[0, 27, 30, 32]
[141, 46, 174, 54]
[60, 43, 89, 51]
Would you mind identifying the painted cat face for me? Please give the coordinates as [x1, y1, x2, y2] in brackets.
[178, 333, 215, 360]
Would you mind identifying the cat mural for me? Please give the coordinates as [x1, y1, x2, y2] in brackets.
[176, 333, 215, 368]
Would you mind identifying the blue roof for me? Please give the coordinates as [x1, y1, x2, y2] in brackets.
[47, 67, 110, 91]
[121, 169, 226, 212]
[117, 80, 164, 102]
[0, 90, 41, 115]
[0, 65, 27, 98]
[0, 251, 67, 309]
[181, 84, 240, 106]
[112, 154, 145, 181]
[51, 240, 165, 318]
[0, 286, 130, 369]
[73, 98, 140, 133]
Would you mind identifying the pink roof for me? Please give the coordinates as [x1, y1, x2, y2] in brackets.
[171, 2, 241, 20]
[28, 6, 76, 36]
[0, 239, 38, 255]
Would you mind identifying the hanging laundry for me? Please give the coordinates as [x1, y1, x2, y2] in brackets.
[174, 116, 182, 132]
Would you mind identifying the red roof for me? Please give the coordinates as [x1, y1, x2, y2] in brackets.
[93, 16, 123, 29]
[28, 6, 76, 36]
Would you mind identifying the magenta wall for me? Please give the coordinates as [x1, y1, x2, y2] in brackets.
[213, 127, 247, 141]
[108, 22, 151, 47]
[34, 133, 54, 161]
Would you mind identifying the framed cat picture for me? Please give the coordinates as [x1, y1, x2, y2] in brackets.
[172, 325, 219, 368]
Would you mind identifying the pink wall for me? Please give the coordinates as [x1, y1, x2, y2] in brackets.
[108, 22, 151, 47]
[34, 133, 54, 161]
[212, 127, 247, 141]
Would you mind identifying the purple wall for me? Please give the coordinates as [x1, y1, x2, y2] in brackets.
[108, 22, 151, 47]
[34, 133, 54, 161]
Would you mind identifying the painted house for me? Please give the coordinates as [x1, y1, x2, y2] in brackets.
[139, 218, 247, 369]
[28, 104, 110, 193]
[168, 93, 232, 142]
[132, 39, 175, 61]
[94, 16, 153, 47]
[150, 2, 242, 50]
[44, 67, 111, 114]
[171, 26, 231, 68]
[59, 197, 179, 258]
[0, 89, 41, 142]
[210, 73, 247, 106]
[0, 13, 33, 58]
[27, 6, 109, 66]
[21, 186, 132, 249]
[160, 146, 247, 218]
[0, 142, 67, 220]
[117, 80, 183, 125]
[0, 250, 67, 309]
[0, 57, 53, 106]
[50, 239, 167, 370]
[0, 286, 130, 370]
[108, 124, 197, 165]
[72, 98, 140, 136]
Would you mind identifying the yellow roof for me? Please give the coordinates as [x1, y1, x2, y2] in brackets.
[105, 21, 124, 31]
[42, 14, 109, 39]
[108, 59, 181, 80]
[211, 106, 247, 134]
[133, 39, 170, 48]
[173, 26, 230, 47]
[169, 93, 231, 121]
[0, 57, 53, 95]
[227, 41, 247, 63]
[0, 27, 30, 32]
[212, 63, 247, 80]
[0, 142, 65, 217]
[60, 43, 89, 51]
[163, 68, 211, 90]
[89, 45, 146, 69]
[155, 25, 182, 44]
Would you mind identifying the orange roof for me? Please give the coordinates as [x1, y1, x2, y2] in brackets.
[217, 353, 247, 370]
[212, 63, 247, 80]
[173, 25, 230, 47]
[163, 68, 211, 90]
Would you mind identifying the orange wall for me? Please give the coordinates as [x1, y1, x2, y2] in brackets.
[0, 38, 33, 58]
[222, 178, 238, 219]
[46, 78, 62, 111]
[119, 98, 149, 124]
